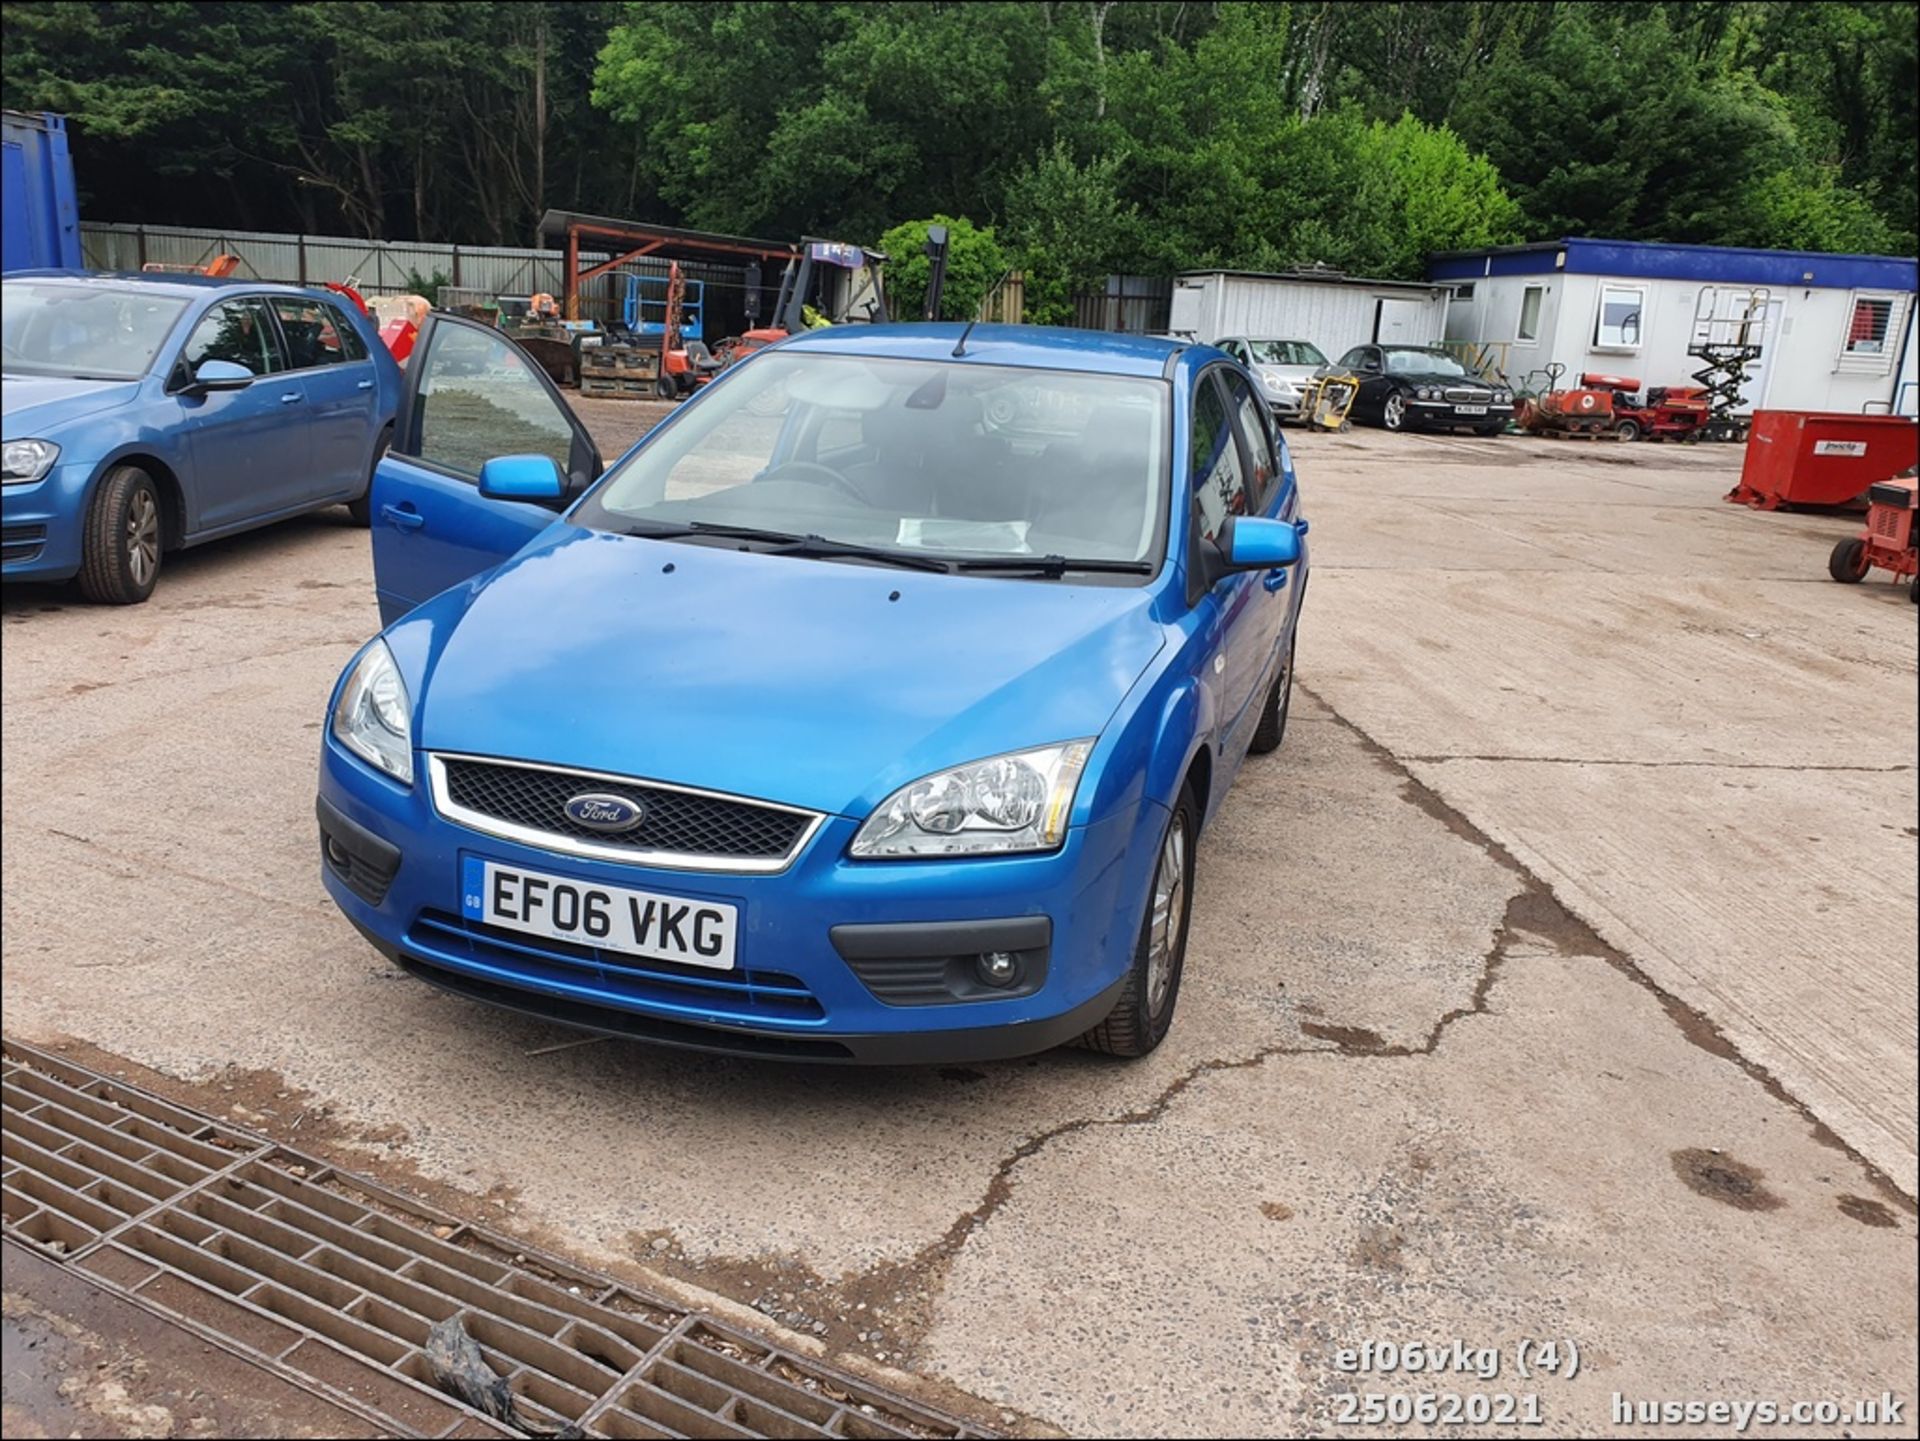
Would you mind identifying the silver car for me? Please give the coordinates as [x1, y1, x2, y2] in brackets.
[1215, 338, 1331, 420]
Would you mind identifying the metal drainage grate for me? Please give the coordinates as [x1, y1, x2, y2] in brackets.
[2, 1040, 991, 1440]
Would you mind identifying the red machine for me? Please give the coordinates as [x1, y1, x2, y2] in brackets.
[1515, 363, 1615, 437]
[1827, 478, 1918, 602]
[322, 282, 423, 364]
[1727, 411, 1920, 509]
[1582, 373, 1711, 442]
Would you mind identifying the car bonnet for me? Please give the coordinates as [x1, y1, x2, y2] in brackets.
[413, 526, 1168, 819]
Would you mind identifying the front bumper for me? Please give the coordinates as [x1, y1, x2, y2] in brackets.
[318, 739, 1157, 1064]
[1406, 400, 1514, 429]
[1, 463, 89, 581]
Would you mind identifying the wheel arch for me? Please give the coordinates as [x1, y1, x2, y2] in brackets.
[94, 450, 188, 550]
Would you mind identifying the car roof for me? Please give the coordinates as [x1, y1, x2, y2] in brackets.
[3, 269, 323, 301]
[777, 322, 1184, 378]
[1379, 343, 1447, 352]
[1222, 336, 1316, 344]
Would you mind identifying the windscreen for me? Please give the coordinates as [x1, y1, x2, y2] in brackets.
[1, 283, 189, 380]
[1247, 340, 1328, 367]
[1385, 349, 1468, 377]
[577, 352, 1170, 566]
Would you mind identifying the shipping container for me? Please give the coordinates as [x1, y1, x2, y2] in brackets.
[2, 110, 82, 272]
[1169, 270, 1452, 358]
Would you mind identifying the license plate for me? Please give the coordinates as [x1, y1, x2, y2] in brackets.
[1454, 404, 1488, 415]
[462, 858, 737, 970]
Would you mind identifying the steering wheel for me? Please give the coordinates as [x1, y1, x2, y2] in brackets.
[756, 460, 868, 504]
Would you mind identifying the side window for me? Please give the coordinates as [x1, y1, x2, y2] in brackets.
[269, 297, 366, 368]
[410, 323, 575, 481]
[1189, 371, 1248, 544]
[1222, 371, 1277, 511]
[179, 299, 284, 377]
[1337, 346, 1368, 371]
[325, 301, 368, 361]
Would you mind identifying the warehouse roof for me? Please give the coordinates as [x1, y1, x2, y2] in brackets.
[1428, 237, 1917, 292]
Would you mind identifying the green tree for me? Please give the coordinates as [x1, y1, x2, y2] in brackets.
[1002, 144, 1139, 325]
[877, 215, 1010, 321]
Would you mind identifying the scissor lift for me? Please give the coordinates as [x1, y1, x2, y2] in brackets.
[1687, 286, 1770, 442]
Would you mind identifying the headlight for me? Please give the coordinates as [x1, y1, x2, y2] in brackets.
[331, 639, 413, 784]
[1495, 389, 1512, 403]
[850, 741, 1093, 858]
[2, 439, 60, 484]
[1261, 369, 1295, 392]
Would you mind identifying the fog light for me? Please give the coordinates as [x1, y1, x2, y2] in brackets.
[976, 951, 1019, 987]
[324, 836, 351, 870]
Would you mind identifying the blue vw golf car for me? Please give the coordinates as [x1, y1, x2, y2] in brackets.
[318, 319, 1308, 1061]
[3, 272, 402, 602]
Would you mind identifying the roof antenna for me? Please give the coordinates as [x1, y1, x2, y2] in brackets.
[951, 316, 980, 358]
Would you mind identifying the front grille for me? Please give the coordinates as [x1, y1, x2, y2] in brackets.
[1444, 387, 1491, 404]
[2, 524, 46, 564]
[435, 755, 815, 868]
[409, 909, 824, 1022]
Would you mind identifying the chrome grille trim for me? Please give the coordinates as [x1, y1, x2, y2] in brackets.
[427, 752, 825, 874]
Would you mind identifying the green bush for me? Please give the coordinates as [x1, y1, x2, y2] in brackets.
[877, 216, 1010, 323]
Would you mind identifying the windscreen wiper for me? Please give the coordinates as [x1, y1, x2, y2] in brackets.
[952, 555, 1156, 577]
[619, 520, 953, 573]
[765, 536, 954, 573]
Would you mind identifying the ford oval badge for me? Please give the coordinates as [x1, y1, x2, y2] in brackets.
[563, 792, 645, 834]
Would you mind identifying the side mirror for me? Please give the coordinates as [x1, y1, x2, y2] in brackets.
[183, 359, 254, 395]
[1361, 358, 1382, 373]
[477, 454, 567, 505]
[1218, 516, 1303, 573]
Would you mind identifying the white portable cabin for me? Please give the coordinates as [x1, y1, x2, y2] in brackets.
[1430, 238, 1919, 415]
[1168, 269, 1453, 358]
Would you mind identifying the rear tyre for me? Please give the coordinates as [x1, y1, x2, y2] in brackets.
[77, 464, 162, 605]
[1909, 574, 1918, 604]
[346, 423, 394, 527]
[1381, 392, 1408, 432]
[1076, 792, 1198, 1059]
[1248, 634, 1296, 756]
[1828, 538, 1869, 583]
[1615, 418, 1643, 442]
[654, 373, 678, 400]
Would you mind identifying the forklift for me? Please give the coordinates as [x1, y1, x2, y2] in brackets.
[713, 236, 897, 366]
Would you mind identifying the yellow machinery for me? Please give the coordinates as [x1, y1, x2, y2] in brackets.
[1300, 371, 1360, 430]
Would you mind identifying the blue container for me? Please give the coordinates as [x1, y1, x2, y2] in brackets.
[2, 110, 82, 273]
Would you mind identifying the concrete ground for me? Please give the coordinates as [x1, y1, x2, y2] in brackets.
[2, 405, 1914, 1437]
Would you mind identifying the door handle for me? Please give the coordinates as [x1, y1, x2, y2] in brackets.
[357, 379, 374, 391]
[279, 392, 303, 404]
[1263, 568, 1289, 592]
[380, 504, 424, 532]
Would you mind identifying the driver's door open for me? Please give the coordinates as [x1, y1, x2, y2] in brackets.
[369, 315, 602, 626]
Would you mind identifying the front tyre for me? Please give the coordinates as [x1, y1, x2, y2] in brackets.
[1381, 391, 1408, 432]
[1248, 633, 1296, 756]
[77, 464, 162, 604]
[1828, 538, 1868, 583]
[1078, 793, 1198, 1058]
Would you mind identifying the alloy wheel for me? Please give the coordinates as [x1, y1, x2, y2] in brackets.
[126, 488, 160, 586]
[1145, 814, 1188, 1017]
[1383, 393, 1406, 429]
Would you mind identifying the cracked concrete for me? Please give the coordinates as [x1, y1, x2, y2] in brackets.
[3, 416, 1914, 1435]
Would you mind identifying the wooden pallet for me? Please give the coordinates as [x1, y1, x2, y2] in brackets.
[579, 373, 660, 399]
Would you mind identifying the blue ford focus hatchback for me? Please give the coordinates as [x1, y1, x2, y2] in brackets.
[318, 319, 1308, 1061]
